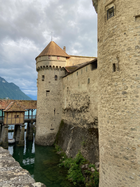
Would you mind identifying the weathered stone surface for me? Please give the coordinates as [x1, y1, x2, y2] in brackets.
[35, 66, 65, 146]
[97, 0, 140, 186]
[0, 147, 46, 187]
[56, 122, 99, 164]
[62, 63, 98, 129]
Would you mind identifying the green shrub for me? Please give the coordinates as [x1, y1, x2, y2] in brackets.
[55, 145, 99, 187]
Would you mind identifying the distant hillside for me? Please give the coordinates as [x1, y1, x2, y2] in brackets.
[0, 77, 31, 100]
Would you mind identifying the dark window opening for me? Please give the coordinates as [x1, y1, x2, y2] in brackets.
[88, 78, 90, 84]
[54, 109, 55, 115]
[113, 63, 116, 72]
[91, 61, 97, 70]
[55, 75, 58, 80]
[107, 7, 114, 20]
[135, 15, 140, 22]
[46, 90, 50, 96]
[42, 75, 45, 81]
[77, 72, 78, 76]
[14, 115, 19, 118]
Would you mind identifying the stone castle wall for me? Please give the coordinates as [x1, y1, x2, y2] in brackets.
[93, 0, 140, 186]
[35, 66, 65, 146]
[36, 56, 66, 69]
[66, 56, 95, 66]
[56, 62, 99, 163]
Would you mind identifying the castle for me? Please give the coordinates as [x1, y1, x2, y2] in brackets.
[35, 0, 140, 186]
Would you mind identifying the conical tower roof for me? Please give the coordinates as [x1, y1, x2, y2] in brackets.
[36, 41, 69, 59]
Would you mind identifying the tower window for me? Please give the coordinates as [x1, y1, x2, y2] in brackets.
[107, 7, 114, 20]
[88, 78, 90, 84]
[113, 63, 116, 72]
[55, 75, 58, 80]
[46, 90, 50, 96]
[77, 72, 78, 76]
[42, 75, 45, 81]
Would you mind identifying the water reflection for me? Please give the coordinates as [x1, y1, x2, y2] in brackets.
[8, 132, 75, 187]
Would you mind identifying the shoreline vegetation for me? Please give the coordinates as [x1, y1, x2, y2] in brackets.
[55, 144, 99, 187]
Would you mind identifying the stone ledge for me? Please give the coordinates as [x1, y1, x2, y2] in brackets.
[0, 147, 46, 187]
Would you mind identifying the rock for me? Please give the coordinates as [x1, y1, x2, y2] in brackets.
[96, 168, 99, 172]
[91, 167, 95, 172]
[95, 162, 99, 169]
[81, 164, 88, 169]
[33, 182, 46, 187]
[57, 151, 63, 154]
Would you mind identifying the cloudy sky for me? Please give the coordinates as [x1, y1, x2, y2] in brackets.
[0, 0, 97, 100]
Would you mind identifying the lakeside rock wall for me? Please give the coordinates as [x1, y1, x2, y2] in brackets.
[0, 147, 45, 187]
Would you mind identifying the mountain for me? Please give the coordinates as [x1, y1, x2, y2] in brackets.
[0, 77, 31, 100]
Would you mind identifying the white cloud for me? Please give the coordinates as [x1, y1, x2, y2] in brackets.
[0, 0, 97, 99]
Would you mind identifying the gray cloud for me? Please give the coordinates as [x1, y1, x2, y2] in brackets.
[0, 0, 97, 99]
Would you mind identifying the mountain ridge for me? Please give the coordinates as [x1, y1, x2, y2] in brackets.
[0, 77, 31, 100]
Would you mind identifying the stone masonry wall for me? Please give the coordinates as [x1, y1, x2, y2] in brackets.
[93, 0, 140, 186]
[56, 63, 99, 163]
[66, 56, 95, 66]
[35, 67, 65, 146]
[0, 147, 45, 187]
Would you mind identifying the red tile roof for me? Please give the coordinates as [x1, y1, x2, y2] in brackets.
[0, 100, 37, 110]
[4, 101, 26, 112]
[36, 41, 69, 59]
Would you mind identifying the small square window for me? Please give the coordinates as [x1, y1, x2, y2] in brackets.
[107, 7, 114, 20]
[15, 115, 19, 118]
[46, 90, 50, 96]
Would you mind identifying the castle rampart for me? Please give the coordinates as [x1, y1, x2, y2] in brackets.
[55, 59, 99, 163]
[36, 56, 66, 69]
[93, 0, 140, 186]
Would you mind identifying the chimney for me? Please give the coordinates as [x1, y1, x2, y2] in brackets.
[63, 46, 66, 52]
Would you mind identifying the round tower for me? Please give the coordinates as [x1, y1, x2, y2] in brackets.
[35, 41, 69, 146]
[93, 0, 140, 186]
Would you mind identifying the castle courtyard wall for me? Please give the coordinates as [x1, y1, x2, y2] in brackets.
[56, 63, 99, 163]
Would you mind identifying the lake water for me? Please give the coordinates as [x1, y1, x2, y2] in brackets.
[8, 132, 75, 187]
